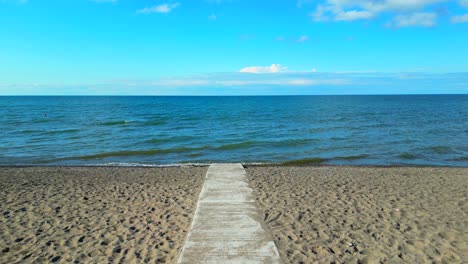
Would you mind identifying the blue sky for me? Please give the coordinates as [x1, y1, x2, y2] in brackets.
[0, 0, 467, 95]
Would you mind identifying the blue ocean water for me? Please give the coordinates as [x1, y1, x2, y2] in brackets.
[0, 95, 467, 166]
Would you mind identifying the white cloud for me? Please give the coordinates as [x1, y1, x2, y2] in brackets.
[209, 14, 217, 20]
[114, 77, 347, 87]
[388, 12, 437, 28]
[460, 0, 468, 7]
[335, 10, 374, 21]
[311, 0, 446, 26]
[212, 79, 346, 86]
[297, 35, 309, 42]
[149, 79, 210, 86]
[451, 14, 468, 23]
[312, 4, 375, 22]
[6, 73, 467, 95]
[312, 5, 330, 21]
[240, 64, 288, 74]
[327, 0, 445, 13]
[138, 3, 180, 14]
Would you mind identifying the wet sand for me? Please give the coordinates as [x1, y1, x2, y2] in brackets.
[0, 166, 206, 264]
[247, 166, 467, 264]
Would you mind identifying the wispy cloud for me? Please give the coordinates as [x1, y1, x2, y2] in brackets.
[138, 3, 180, 14]
[240, 64, 288, 74]
[451, 14, 468, 23]
[311, 0, 445, 27]
[387, 12, 438, 28]
[3, 73, 467, 95]
[151, 79, 346, 87]
[104, 73, 349, 88]
[335, 10, 374, 21]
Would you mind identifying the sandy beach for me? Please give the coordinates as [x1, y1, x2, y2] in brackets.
[247, 166, 467, 263]
[0, 166, 206, 264]
[0, 166, 467, 264]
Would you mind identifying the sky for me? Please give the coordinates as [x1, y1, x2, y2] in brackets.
[0, 0, 467, 95]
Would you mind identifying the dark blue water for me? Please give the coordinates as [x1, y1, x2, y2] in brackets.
[0, 95, 467, 166]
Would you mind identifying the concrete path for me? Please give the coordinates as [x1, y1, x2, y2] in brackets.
[178, 163, 281, 264]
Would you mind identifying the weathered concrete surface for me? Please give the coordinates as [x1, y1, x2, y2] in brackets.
[178, 163, 281, 264]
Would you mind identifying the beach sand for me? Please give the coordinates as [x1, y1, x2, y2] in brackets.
[1, 166, 467, 264]
[247, 166, 467, 264]
[0, 166, 206, 264]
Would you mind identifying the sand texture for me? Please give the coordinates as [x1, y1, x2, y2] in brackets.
[0, 166, 206, 264]
[247, 166, 467, 264]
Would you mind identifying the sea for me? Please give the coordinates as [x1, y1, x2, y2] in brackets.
[0, 95, 467, 167]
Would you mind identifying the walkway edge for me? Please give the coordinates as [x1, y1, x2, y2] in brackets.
[177, 163, 281, 263]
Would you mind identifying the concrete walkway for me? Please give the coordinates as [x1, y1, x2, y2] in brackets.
[178, 163, 281, 264]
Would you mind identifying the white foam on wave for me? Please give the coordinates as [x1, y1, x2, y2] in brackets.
[92, 162, 212, 167]
[89, 161, 274, 167]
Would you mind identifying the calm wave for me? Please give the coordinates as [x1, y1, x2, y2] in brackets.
[0, 95, 467, 166]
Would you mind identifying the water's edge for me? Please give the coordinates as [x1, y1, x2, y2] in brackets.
[1, 162, 466, 168]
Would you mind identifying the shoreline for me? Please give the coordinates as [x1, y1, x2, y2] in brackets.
[1, 163, 467, 168]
